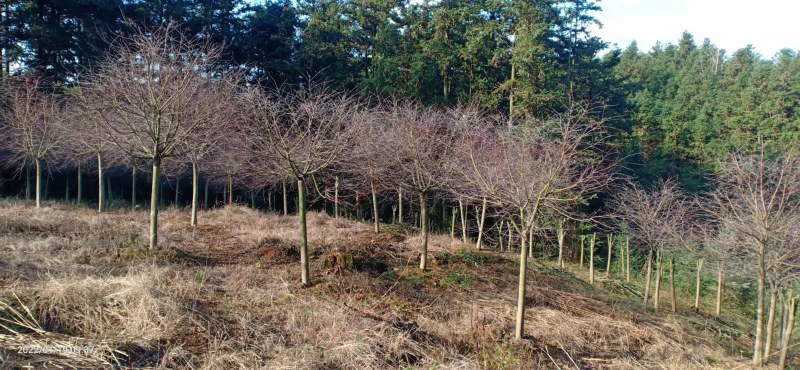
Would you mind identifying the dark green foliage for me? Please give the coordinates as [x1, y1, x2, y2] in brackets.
[1, 1, 798, 193]
[240, 1, 299, 84]
[2, 0, 122, 81]
[616, 35, 800, 190]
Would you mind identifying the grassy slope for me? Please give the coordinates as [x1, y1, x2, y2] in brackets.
[0, 200, 792, 369]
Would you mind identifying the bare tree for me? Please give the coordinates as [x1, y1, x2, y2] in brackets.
[446, 106, 495, 248]
[65, 98, 118, 212]
[343, 108, 393, 233]
[179, 78, 239, 225]
[704, 225, 754, 317]
[51, 119, 87, 205]
[610, 179, 693, 309]
[78, 24, 230, 249]
[710, 149, 800, 365]
[0, 77, 63, 208]
[159, 157, 189, 207]
[241, 82, 356, 286]
[382, 102, 461, 271]
[763, 217, 800, 363]
[664, 207, 704, 314]
[688, 223, 710, 311]
[125, 156, 146, 208]
[459, 104, 615, 340]
[204, 130, 252, 207]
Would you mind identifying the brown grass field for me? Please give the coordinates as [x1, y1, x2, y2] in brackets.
[0, 200, 790, 369]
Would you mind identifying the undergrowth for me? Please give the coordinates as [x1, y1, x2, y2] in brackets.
[0, 200, 788, 369]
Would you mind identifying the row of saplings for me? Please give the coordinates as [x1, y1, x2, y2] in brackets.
[0, 24, 797, 368]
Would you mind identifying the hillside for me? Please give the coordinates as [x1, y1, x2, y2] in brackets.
[0, 201, 785, 369]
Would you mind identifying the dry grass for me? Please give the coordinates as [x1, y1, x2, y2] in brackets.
[0, 199, 781, 369]
[32, 266, 184, 347]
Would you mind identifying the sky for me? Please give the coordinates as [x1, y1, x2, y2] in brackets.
[590, 0, 800, 58]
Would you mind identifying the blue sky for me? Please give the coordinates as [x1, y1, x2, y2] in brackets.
[590, 0, 800, 57]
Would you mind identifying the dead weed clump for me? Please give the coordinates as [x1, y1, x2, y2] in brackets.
[0, 201, 89, 237]
[157, 206, 372, 266]
[29, 266, 184, 348]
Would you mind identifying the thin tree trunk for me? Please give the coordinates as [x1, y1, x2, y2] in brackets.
[644, 248, 654, 304]
[298, 178, 310, 286]
[579, 235, 585, 269]
[334, 176, 339, 218]
[716, 262, 724, 316]
[626, 237, 631, 283]
[514, 213, 529, 340]
[419, 192, 428, 270]
[106, 174, 111, 204]
[754, 244, 767, 365]
[397, 187, 403, 224]
[77, 163, 82, 204]
[606, 234, 614, 277]
[459, 198, 467, 243]
[175, 176, 180, 207]
[441, 199, 446, 234]
[695, 259, 704, 309]
[191, 162, 199, 227]
[25, 164, 30, 201]
[250, 191, 255, 208]
[556, 220, 565, 269]
[131, 166, 137, 209]
[97, 154, 103, 212]
[528, 229, 533, 259]
[589, 233, 596, 285]
[508, 221, 513, 253]
[65, 170, 70, 201]
[356, 196, 363, 220]
[777, 294, 796, 370]
[450, 208, 456, 238]
[498, 221, 504, 251]
[654, 249, 662, 311]
[149, 158, 161, 250]
[670, 254, 676, 313]
[779, 290, 788, 349]
[228, 174, 233, 205]
[34, 158, 42, 208]
[508, 62, 515, 127]
[476, 198, 487, 250]
[371, 179, 379, 233]
[282, 180, 288, 215]
[764, 286, 778, 361]
[204, 178, 209, 209]
[619, 236, 625, 276]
